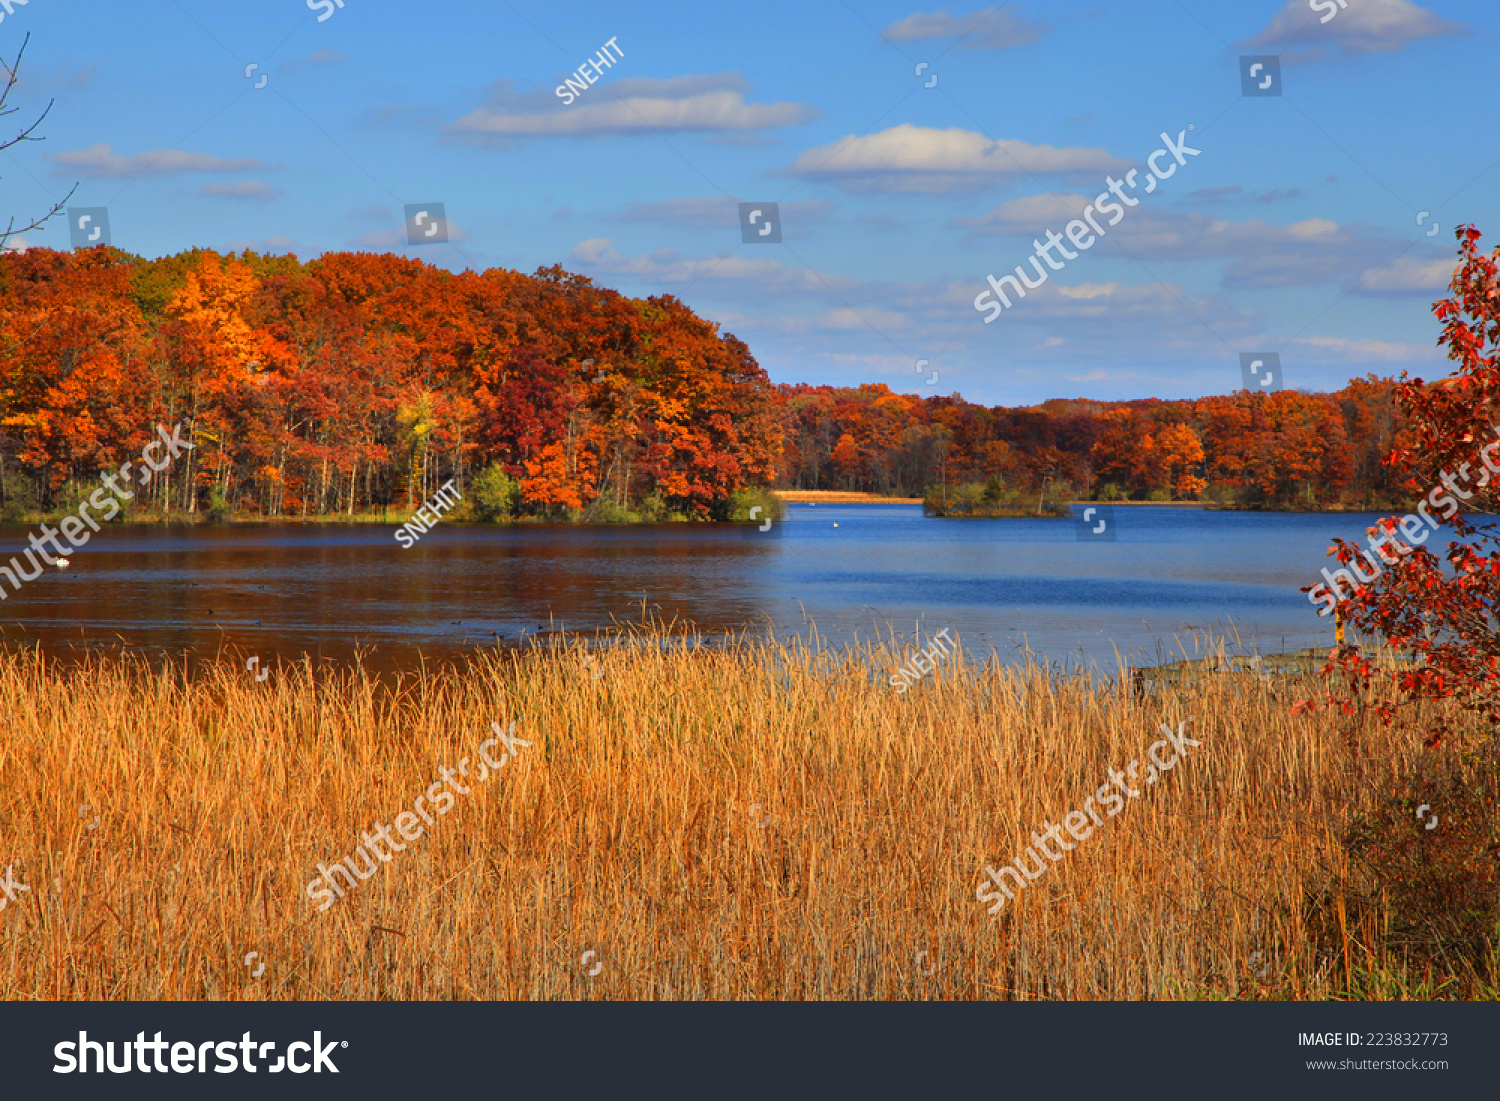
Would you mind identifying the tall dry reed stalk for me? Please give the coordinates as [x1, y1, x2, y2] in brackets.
[0, 631, 1451, 1000]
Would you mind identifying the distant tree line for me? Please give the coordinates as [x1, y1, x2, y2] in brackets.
[775, 378, 1410, 508]
[0, 245, 1418, 523]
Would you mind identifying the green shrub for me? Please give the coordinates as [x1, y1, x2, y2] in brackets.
[924, 481, 1069, 517]
[637, 493, 670, 523]
[469, 464, 518, 522]
[1202, 482, 1238, 506]
[725, 487, 785, 524]
[206, 485, 231, 522]
[950, 482, 983, 512]
[593, 499, 642, 524]
[0, 472, 37, 522]
[52, 478, 95, 515]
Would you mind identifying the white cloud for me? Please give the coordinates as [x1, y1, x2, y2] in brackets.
[1352, 256, 1453, 295]
[567, 238, 1260, 369]
[815, 307, 910, 330]
[443, 74, 817, 143]
[951, 192, 1090, 230]
[1249, 188, 1304, 204]
[1238, 0, 1465, 63]
[783, 124, 1131, 194]
[1285, 217, 1340, 239]
[569, 238, 859, 295]
[1060, 368, 1143, 383]
[608, 197, 731, 228]
[700, 133, 781, 147]
[607, 197, 832, 231]
[1187, 186, 1244, 203]
[200, 181, 281, 201]
[883, 6, 1049, 50]
[823, 352, 917, 370]
[17, 62, 97, 91]
[280, 49, 348, 72]
[1293, 336, 1442, 361]
[952, 194, 1401, 287]
[49, 144, 271, 178]
[1058, 282, 1119, 299]
[969, 276, 1260, 338]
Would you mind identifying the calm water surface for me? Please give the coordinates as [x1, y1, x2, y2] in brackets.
[0, 504, 1396, 673]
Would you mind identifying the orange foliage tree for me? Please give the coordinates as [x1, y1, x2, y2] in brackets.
[0, 247, 782, 520]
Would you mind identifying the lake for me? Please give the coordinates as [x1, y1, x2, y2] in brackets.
[0, 504, 1395, 674]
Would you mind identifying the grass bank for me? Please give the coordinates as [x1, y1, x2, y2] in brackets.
[774, 491, 923, 504]
[0, 634, 1491, 1000]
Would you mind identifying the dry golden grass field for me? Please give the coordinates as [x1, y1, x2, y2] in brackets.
[0, 631, 1488, 1001]
[772, 490, 923, 503]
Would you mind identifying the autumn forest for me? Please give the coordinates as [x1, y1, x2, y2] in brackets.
[0, 246, 1413, 522]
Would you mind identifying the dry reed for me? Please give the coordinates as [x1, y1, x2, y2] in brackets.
[0, 631, 1456, 1000]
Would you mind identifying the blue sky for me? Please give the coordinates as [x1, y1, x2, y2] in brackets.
[2, 0, 1494, 406]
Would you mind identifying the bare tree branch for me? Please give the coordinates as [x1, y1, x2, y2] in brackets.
[0, 34, 79, 252]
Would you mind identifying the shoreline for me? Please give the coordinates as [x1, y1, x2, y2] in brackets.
[775, 490, 923, 504]
[0, 498, 1437, 527]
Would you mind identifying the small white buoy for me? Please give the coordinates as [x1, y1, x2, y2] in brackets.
[57, 558, 70, 568]
[832, 522, 839, 528]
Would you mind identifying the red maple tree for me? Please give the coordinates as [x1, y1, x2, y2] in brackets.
[1298, 226, 1500, 742]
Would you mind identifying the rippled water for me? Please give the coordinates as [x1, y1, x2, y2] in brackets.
[0, 504, 1396, 673]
